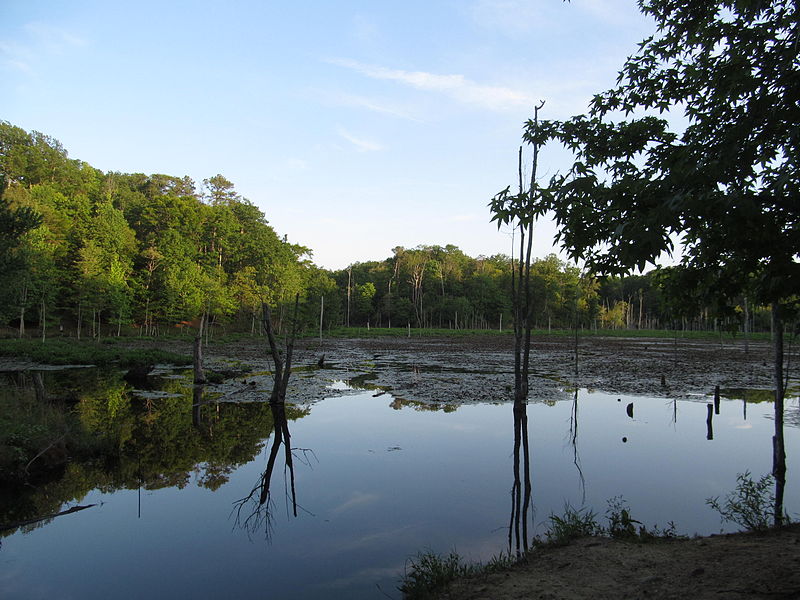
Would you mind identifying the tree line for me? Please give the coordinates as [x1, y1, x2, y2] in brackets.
[0, 121, 775, 339]
[0, 121, 335, 339]
[330, 246, 772, 333]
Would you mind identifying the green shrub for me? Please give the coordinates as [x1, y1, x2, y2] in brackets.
[706, 471, 783, 532]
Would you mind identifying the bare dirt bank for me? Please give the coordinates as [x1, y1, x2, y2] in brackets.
[439, 524, 800, 600]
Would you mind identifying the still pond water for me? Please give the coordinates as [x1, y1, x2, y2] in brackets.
[1, 368, 798, 599]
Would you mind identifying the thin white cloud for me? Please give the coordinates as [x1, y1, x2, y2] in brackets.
[328, 58, 535, 112]
[469, 0, 558, 35]
[470, 0, 643, 34]
[24, 22, 88, 50]
[351, 14, 380, 46]
[0, 40, 34, 73]
[331, 491, 380, 514]
[579, 0, 649, 26]
[337, 127, 384, 152]
[332, 92, 423, 122]
[452, 214, 479, 223]
[1, 22, 87, 75]
[283, 158, 309, 171]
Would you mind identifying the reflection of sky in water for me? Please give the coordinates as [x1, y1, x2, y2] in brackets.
[2, 389, 798, 599]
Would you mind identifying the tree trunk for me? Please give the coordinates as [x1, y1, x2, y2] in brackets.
[262, 295, 299, 404]
[319, 295, 324, 344]
[40, 297, 46, 342]
[193, 314, 206, 384]
[771, 302, 786, 527]
[18, 282, 27, 338]
[346, 268, 351, 327]
[743, 296, 750, 354]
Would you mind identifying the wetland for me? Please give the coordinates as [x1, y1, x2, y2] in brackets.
[1, 334, 798, 599]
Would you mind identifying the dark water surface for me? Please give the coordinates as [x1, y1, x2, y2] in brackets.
[1, 371, 798, 599]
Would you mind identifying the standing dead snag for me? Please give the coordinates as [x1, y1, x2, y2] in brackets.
[233, 295, 302, 537]
[262, 294, 299, 404]
[193, 314, 205, 384]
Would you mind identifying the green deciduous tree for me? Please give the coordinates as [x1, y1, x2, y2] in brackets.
[532, 0, 798, 525]
[490, 102, 548, 404]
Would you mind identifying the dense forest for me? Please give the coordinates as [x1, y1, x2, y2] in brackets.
[0, 121, 769, 339]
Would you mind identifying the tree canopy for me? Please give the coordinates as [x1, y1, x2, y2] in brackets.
[532, 0, 798, 309]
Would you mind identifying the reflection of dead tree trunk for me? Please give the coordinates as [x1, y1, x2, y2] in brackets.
[233, 401, 310, 538]
[262, 295, 299, 404]
[509, 402, 532, 556]
[706, 403, 714, 441]
[192, 385, 203, 428]
[569, 389, 586, 505]
[32, 371, 47, 403]
[259, 401, 296, 516]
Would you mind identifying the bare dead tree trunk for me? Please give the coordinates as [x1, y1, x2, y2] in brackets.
[193, 314, 206, 384]
[262, 295, 300, 404]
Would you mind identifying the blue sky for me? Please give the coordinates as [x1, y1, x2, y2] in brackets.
[1, 1, 654, 270]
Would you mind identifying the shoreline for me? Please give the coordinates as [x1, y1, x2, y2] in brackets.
[438, 524, 800, 599]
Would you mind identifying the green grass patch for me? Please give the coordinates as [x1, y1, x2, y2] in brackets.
[0, 339, 191, 367]
[312, 326, 769, 341]
[398, 549, 517, 599]
[400, 498, 684, 597]
[543, 504, 602, 546]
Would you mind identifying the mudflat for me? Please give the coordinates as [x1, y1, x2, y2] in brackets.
[174, 333, 790, 407]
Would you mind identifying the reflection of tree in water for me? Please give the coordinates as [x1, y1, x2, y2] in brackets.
[0, 370, 308, 538]
[233, 401, 316, 539]
[389, 396, 459, 412]
[509, 401, 532, 556]
[568, 390, 586, 505]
